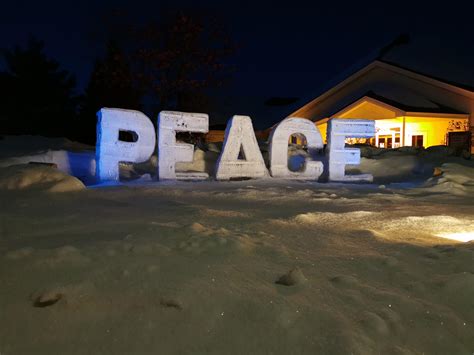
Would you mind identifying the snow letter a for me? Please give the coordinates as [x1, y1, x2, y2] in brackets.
[216, 115, 267, 180]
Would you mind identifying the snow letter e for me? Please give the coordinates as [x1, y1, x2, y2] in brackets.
[157, 111, 209, 180]
[269, 117, 324, 179]
[96, 108, 156, 182]
[216, 115, 267, 180]
[327, 119, 375, 182]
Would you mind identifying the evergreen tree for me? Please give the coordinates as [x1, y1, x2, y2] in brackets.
[78, 40, 142, 143]
[0, 37, 78, 137]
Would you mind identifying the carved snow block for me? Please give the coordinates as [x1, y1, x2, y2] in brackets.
[269, 117, 324, 179]
[216, 115, 268, 180]
[327, 119, 375, 182]
[96, 108, 156, 181]
[157, 111, 209, 180]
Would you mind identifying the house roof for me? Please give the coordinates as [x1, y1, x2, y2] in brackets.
[364, 91, 466, 115]
[286, 60, 474, 123]
[311, 94, 469, 127]
[380, 60, 474, 93]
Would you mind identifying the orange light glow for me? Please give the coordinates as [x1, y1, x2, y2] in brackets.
[435, 231, 474, 243]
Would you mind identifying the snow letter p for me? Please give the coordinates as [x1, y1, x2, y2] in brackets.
[96, 108, 156, 182]
[157, 111, 209, 180]
[327, 119, 375, 182]
[269, 117, 324, 179]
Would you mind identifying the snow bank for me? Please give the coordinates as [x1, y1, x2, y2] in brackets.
[347, 155, 426, 183]
[423, 162, 474, 195]
[0, 150, 96, 184]
[0, 164, 85, 192]
[0, 135, 95, 184]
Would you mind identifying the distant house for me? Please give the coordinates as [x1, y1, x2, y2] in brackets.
[287, 60, 473, 152]
[204, 124, 227, 143]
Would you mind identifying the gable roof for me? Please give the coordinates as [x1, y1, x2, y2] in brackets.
[380, 60, 474, 92]
[364, 91, 466, 115]
[314, 95, 469, 126]
[288, 60, 474, 122]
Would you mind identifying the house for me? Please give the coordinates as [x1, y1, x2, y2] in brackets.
[287, 60, 473, 153]
[204, 124, 227, 143]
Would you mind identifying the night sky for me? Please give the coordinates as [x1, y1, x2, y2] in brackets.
[2, 0, 474, 128]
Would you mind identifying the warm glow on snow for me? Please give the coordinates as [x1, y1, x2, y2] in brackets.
[435, 231, 474, 243]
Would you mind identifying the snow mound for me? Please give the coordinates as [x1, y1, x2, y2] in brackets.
[0, 135, 95, 184]
[293, 211, 376, 225]
[271, 211, 378, 229]
[347, 155, 426, 183]
[437, 163, 474, 185]
[175, 148, 219, 175]
[0, 150, 96, 183]
[423, 145, 456, 159]
[0, 164, 85, 192]
[423, 163, 474, 195]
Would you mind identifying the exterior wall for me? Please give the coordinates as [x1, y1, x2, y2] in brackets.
[336, 100, 400, 120]
[204, 130, 225, 143]
[318, 122, 328, 143]
[404, 116, 468, 147]
[317, 116, 468, 148]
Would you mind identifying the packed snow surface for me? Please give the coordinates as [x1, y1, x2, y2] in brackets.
[1, 176, 473, 354]
[1, 135, 474, 353]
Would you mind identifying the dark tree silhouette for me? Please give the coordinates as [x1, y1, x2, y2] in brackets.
[129, 12, 235, 113]
[0, 37, 78, 137]
[78, 40, 143, 143]
[76, 11, 234, 143]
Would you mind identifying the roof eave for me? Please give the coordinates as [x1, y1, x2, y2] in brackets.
[289, 60, 474, 120]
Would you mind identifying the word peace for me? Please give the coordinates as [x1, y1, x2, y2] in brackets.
[96, 108, 375, 182]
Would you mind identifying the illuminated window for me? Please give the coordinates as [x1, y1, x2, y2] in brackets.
[289, 133, 307, 146]
[412, 135, 424, 147]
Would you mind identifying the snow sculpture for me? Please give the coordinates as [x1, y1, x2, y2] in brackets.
[269, 117, 324, 179]
[95, 108, 378, 184]
[96, 108, 156, 181]
[157, 111, 209, 180]
[215, 115, 268, 180]
[327, 119, 375, 182]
